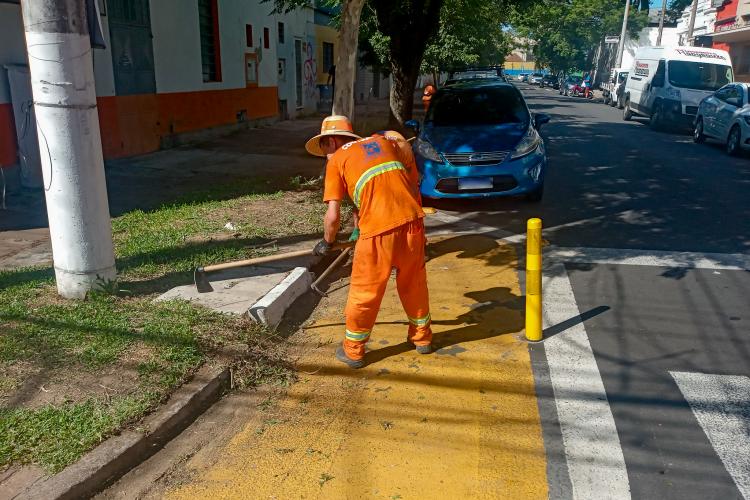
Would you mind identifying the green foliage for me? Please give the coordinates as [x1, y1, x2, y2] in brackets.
[511, 0, 649, 72]
[421, 0, 516, 73]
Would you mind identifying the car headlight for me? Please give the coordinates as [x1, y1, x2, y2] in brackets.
[511, 128, 541, 159]
[415, 138, 443, 162]
[666, 87, 681, 100]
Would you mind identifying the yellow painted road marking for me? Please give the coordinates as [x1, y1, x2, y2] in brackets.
[167, 235, 547, 499]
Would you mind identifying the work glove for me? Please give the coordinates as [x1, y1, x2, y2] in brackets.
[348, 228, 360, 242]
[313, 239, 332, 257]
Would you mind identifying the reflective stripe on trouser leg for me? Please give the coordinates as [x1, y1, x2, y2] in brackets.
[344, 233, 393, 360]
[394, 220, 432, 346]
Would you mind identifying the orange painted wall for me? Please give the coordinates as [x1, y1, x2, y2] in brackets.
[98, 86, 279, 159]
[0, 86, 279, 166]
[0, 103, 18, 167]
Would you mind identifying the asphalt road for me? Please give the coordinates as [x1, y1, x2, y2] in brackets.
[497, 84, 750, 499]
[431, 83, 750, 255]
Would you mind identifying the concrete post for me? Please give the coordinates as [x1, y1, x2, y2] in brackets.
[687, 0, 699, 45]
[657, 0, 668, 46]
[615, 0, 631, 68]
[20, 0, 116, 299]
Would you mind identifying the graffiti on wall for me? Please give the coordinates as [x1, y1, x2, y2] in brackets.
[302, 40, 317, 99]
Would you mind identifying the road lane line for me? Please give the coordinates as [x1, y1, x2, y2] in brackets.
[671, 372, 750, 499]
[546, 246, 750, 270]
[543, 262, 631, 499]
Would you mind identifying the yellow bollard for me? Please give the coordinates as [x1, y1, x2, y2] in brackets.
[525, 218, 543, 342]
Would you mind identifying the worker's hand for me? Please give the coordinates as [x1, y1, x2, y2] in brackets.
[348, 228, 360, 242]
[313, 239, 332, 256]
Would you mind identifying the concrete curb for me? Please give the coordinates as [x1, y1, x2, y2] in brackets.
[22, 364, 230, 500]
[248, 267, 313, 329]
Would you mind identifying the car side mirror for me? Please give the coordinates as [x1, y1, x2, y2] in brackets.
[534, 113, 550, 129]
[727, 97, 742, 107]
[405, 119, 420, 133]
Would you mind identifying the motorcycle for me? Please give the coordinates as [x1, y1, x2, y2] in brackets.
[569, 83, 594, 99]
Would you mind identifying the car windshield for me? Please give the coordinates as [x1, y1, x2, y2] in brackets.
[426, 87, 529, 127]
[668, 61, 733, 91]
[454, 71, 497, 79]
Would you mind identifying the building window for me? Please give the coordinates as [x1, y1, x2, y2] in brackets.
[278, 22, 285, 44]
[264, 27, 270, 49]
[198, 0, 221, 82]
[278, 58, 286, 81]
[323, 41, 334, 72]
[246, 24, 253, 47]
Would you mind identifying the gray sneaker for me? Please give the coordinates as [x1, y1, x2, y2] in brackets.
[408, 342, 433, 354]
[335, 346, 365, 369]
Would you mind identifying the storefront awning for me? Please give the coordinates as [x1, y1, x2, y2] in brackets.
[711, 25, 750, 43]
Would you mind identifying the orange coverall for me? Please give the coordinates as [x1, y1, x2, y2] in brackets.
[422, 85, 436, 112]
[324, 135, 431, 360]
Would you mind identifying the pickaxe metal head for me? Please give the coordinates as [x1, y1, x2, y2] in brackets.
[194, 267, 214, 294]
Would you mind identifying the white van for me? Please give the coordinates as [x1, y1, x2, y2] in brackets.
[622, 46, 734, 130]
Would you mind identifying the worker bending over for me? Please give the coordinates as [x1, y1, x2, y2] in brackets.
[305, 116, 432, 368]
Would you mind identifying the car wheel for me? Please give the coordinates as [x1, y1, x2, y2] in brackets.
[649, 103, 663, 131]
[525, 184, 544, 202]
[623, 99, 632, 121]
[693, 117, 706, 144]
[727, 125, 742, 156]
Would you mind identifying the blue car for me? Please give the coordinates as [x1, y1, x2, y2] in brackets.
[407, 81, 549, 201]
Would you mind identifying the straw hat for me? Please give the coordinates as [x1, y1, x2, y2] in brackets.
[378, 130, 406, 142]
[305, 115, 361, 157]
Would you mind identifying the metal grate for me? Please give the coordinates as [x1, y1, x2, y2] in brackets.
[442, 151, 509, 166]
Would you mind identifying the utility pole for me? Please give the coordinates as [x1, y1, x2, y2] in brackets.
[20, 0, 116, 299]
[657, 0, 668, 45]
[616, 0, 632, 68]
[687, 0, 699, 46]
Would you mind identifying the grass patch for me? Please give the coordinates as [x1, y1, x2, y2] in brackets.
[0, 177, 329, 473]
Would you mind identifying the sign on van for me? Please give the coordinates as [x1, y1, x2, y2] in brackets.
[634, 61, 649, 77]
[674, 48, 728, 61]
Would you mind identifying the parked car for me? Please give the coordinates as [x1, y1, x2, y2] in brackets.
[517, 73, 529, 82]
[623, 45, 733, 131]
[694, 82, 750, 156]
[602, 68, 629, 108]
[540, 74, 559, 89]
[405, 80, 549, 202]
[560, 76, 582, 96]
[529, 73, 544, 85]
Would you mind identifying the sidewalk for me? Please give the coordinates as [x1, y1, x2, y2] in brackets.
[0, 100, 394, 270]
[162, 234, 548, 499]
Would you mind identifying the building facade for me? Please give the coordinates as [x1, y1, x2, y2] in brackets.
[712, 0, 750, 82]
[676, 0, 720, 46]
[0, 0, 321, 171]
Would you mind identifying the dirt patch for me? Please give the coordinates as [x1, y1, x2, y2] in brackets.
[1, 344, 150, 410]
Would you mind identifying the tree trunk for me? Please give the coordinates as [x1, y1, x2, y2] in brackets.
[332, 0, 365, 120]
[388, 58, 420, 127]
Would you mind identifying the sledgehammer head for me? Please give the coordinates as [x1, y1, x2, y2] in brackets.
[194, 267, 214, 294]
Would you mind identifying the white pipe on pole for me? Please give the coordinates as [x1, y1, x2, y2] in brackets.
[20, 0, 116, 299]
[616, 0, 632, 68]
[687, 0, 699, 45]
[657, 0, 668, 46]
